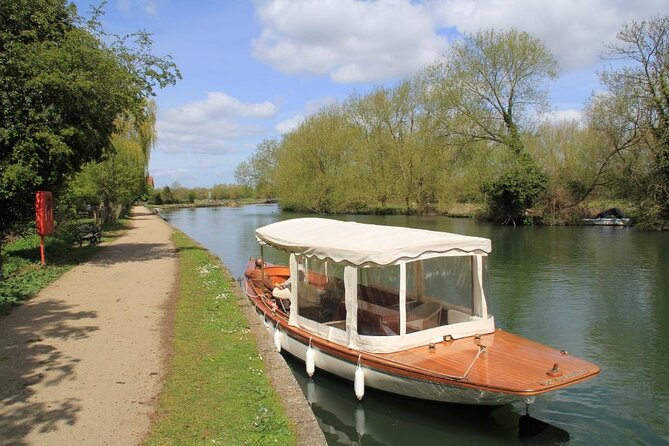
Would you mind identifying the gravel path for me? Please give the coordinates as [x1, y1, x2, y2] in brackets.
[0, 207, 177, 446]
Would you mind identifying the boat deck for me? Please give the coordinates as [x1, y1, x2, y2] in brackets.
[379, 330, 599, 394]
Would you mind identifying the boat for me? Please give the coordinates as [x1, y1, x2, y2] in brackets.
[582, 208, 630, 226]
[244, 218, 599, 405]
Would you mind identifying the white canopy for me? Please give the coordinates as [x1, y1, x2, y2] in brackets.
[255, 218, 491, 266]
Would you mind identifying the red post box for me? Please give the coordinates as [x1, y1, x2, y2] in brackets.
[35, 191, 54, 264]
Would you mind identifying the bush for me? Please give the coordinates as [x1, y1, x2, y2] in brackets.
[483, 152, 547, 225]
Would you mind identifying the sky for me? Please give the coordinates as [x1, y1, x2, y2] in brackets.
[71, 0, 666, 188]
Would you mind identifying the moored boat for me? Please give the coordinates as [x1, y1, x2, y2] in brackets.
[244, 218, 599, 405]
[582, 207, 631, 226]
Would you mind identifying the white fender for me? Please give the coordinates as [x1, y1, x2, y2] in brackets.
[273, 327, 282, 352]
[306, 345, 315, 377]
[354, 365, 365, 400]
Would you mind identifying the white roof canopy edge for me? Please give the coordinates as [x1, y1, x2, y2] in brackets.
[255, 218, 491, 266]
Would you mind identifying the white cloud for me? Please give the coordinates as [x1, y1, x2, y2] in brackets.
[541, 108, 583, 124]
[253, 0, 666, 83]
[253, 0, 448, 83]
[276, 115, 304, 134]
[157, 92, 278, 154]
[429, 0, 667, 70]
[116, 0, 158, 16]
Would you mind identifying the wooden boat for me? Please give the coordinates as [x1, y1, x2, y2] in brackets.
[244, 218, 599, 405]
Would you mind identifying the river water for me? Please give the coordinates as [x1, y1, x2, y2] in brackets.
[161, 204, 668, 445]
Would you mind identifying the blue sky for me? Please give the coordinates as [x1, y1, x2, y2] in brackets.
[71, 0, 665, 188]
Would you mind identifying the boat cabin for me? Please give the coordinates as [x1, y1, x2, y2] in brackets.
[256, 218, 495, 353]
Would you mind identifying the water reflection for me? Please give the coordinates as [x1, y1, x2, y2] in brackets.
[162, 204, 669, 445]
[290, 354, 570, 446]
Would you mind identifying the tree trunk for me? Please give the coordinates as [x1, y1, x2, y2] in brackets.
[0, 238, 4, 281]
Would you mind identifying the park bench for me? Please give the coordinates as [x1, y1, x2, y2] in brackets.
[77, 224, 102, 246]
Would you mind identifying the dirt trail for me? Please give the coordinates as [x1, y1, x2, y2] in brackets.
[0, 207, 177, 446]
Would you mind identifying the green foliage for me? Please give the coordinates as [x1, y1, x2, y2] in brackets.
[430, 28, 558, 154]
[70, 151, 145, 221]
[233, 22, 669, 228]
[145, 232, 295, 445]
[598, 15, 669, 220]
[482, 152, 547, 224]
[274, 104, 362, 213]
[234, 138, 280, 199]
[0, 0, 179, 239]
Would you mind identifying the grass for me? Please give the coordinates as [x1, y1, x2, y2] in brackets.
[0, 219, 130, 315]
[144, 231, 295, 445]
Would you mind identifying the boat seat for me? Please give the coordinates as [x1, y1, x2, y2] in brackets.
[447, 309, 472, 324]
[406, 302, 442, 331]
[358, 309, 397, 336]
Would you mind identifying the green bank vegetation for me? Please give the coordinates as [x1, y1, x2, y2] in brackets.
[145, 231, 295, 445]
[0, 218, 130, 314]
[0, 0, 180, 281]
[237, 19, 669, 229]
[151, 183, 256, 205]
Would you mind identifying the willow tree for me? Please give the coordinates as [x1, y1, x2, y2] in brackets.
[71, 101, 158, 222]
[274, 105, 359, 213]
[346, 90, 397, 208]
[428, 29, 558, 223]
[345, 78, 446, 213]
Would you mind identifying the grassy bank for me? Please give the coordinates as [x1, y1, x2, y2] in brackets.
[0, 219, 129, 314]
[145, 231, 295, 445]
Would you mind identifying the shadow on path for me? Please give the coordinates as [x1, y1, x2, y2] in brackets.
[0, 300, 98, 444]
[85, 242, 176, 267]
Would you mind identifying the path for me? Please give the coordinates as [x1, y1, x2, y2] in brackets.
[0, 207, 177, 445]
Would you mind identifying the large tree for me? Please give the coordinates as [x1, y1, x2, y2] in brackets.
[599, 15, 669, 221]
[0, 0, 180, 277]
[428, 29, 557, 223]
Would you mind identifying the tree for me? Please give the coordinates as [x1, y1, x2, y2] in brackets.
[70, 101, 157, 222]
[599, 15, 669, 221]
[274, 105, 359, 213]
[346, 79, 443, 212]
[428, 29, 558, 223]
[0, 0, 179, 278]
[234, 138, 280, 199]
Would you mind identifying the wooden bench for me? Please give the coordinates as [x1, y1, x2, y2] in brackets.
[78, 224, 102, 246]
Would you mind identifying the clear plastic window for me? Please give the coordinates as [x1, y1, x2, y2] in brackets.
[296, 256, 346, 330]
[357, 265, 400, 336]
[405, 257, 474, 332]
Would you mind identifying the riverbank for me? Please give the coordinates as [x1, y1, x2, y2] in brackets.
[159, 196, 645, 227]
[146, 230, 325, 445]
[0, 207, 324, 445]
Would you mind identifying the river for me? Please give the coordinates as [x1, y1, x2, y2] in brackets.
[161, 204, 668, 445]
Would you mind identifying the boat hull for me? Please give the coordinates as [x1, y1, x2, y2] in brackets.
[262, 312, 521, 405]
[581, 218, 630, 226]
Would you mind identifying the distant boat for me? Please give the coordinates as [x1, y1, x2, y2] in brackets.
[244, 218, 600, 405]
[582, 208, 630, 226]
